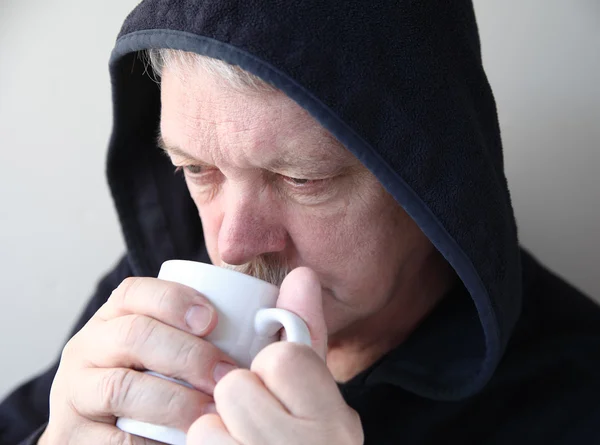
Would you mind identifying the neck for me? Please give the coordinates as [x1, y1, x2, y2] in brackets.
[326, 250, 456, 382]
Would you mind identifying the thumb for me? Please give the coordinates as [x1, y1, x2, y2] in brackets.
[276, 267, 327, 360]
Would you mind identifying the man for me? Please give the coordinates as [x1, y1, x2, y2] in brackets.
[2, 0, 599, 444]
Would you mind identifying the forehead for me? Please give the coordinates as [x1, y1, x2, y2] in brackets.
[159, 66, 355, 168]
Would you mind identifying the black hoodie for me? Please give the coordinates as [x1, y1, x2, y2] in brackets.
[2, 1, 600, 444]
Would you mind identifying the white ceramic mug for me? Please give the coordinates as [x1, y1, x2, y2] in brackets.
[116, 260, 311, 445]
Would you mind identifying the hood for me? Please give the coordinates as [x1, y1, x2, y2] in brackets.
[107, 0, 522, 401]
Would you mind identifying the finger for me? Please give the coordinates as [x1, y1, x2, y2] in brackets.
[250, 342, 345, 419]
[187, 414, 241, 445]
[276, 267, 327, 359]
[70, 367, 214, 430]
[95, 277, 217, 337]
[214, 369, 288, 445]
[71, 317, 237, 394]
[69, 420, 165, 445]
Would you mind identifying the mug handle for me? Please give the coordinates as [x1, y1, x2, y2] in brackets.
[254, 308, 312, 346]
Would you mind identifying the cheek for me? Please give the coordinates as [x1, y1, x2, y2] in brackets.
[286, 186, 407, 308]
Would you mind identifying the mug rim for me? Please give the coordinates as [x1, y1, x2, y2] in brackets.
[160, 259, 281, 290]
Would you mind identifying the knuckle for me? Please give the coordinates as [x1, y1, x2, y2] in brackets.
[111, 277, 141, 307]
[154, 283, 175, 313]
[99, 368, 136, 413]
[163, 385, 187, 414]
[163, 385, 199, 426]
[107, 429, 139, 445]
[164, 386, 206, 431]
[60, 320, 100, 364]
[177, 340, 201, 370]
[177, 338, 214, 372]
[117, 314, 158, 350]
[60, 336, 78, 361]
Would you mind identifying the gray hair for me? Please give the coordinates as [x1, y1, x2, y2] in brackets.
[145, 48, 278, 93]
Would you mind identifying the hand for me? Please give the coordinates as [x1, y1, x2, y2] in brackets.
[186, 268, 364, 445]
[39, 276, 238, 444]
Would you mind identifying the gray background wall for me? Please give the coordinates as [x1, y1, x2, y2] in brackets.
[1, 0, 598, 400]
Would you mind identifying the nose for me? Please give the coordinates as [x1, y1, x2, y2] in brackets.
[217, 195, 288, 265]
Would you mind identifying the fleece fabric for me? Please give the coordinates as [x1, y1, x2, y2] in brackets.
[2, 1, 599, 444]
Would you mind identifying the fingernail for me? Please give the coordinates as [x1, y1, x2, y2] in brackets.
[213, 362, 237, 383]
[185, 305, 212, 334]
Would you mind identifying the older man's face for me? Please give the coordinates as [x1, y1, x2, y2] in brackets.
[159, 66, 435, 337]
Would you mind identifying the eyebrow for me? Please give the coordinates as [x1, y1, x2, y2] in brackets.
[157, 133, 356, 176]
[266, 149, 352, 177]
[157, 134, 198, 161]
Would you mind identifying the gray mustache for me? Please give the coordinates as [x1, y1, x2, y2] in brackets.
[221, 254, 291, 287]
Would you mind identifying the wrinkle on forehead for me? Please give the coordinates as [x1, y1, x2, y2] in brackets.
[160, 66, 355, 172]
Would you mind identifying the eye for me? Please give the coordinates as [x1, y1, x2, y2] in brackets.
[183, 165, 204, 175]
[281, 175, 324, 186]
[175, 164, 213, 176]
[285, 176, 311, 185]
[278, 174, 337, 205]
